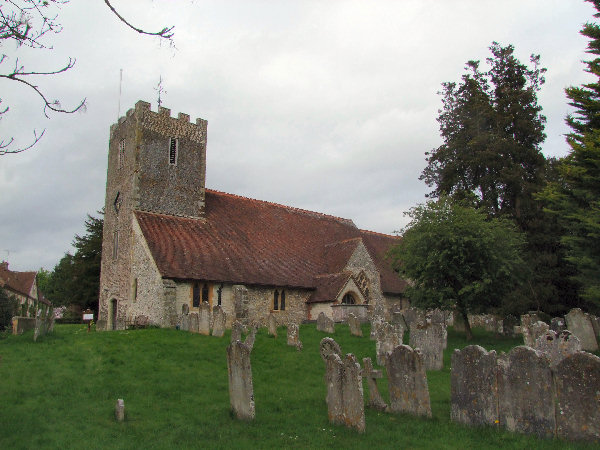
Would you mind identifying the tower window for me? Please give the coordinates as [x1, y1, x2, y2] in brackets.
[112, 230, 119, 260]
[132, 278, 138, 302]
[169, 137, 178, 165]
[118, 139, 125, 169]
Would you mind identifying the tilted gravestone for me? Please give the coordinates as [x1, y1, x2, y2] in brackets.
[317, 312, 335, 334]
[287, 323, 303, 351]
[565, 308, 598, 352]
[497, 346, 555, 438]
[227, 340, 255, 421]
[550, 317, 566, 333]
[323, 351, 365, 432]
[451, 345, 498, 426]
[199, 302, 211, 335]
[347, 313, 362, 337]
[188, 313, 199, 333]
[409, 321, 447, 370]
[267, 313, 277, 338]
[212, 305, 226, 337]
[376, 321, 402, 366]
[554, 352, 600, 441]
[534, 330, 581, 368]
[362, 357, 387, 411]
[386, 344, 431, 417]
[320, 337, 342, 362]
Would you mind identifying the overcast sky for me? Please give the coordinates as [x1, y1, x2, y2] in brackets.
[0, 0, 596, 272]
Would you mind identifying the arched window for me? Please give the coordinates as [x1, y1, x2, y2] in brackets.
[192, 283, 200, 307]
[217, 284, 223, 306]
[202, 283, 209, 303]
[342, 293, 356, 305]
[273, 290, 279, 310]
[280, 290, 286, 310]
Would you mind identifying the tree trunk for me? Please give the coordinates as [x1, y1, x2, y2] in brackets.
[461, 309, 473, 341]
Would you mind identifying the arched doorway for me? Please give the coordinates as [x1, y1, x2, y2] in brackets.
[109, 298, 118, 330]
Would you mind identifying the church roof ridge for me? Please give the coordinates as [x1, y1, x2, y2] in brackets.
[358, 228, 401, 239]
[205, 188, 356, 227]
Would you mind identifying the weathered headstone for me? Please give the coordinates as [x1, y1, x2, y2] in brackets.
[386, 344, 431, 417]
[267, 313, 277, 338]
[320, 337, 342, 362]
[554, 352, 600, 441]
[391, 311, 407, 330]
[179, 314, 189, 332]
[565, 308, 599, 351]
[409, 321, 447, 370]
[233, 285, 250, 323]
[550, 317, 566, 333]
[244, 326, 257, 351]
[324, 353, 344, 426]
[376, 321, 402, 366]
[212, 306, 226, 337]
[227, 340, 255, 421]
[428, 308, 447, 325]
[361, 357, 387, 411]
[182, 303, 189, 315]
[317, 312, 335, 333]
[402, 307, 425, 330]
[589, 314, 600, 338]
[451, 345, 498, 426]
[199, 301, 211, 335]
[340, 354, 365, 432]
[188, 312, 199, 333]
[287, 323, 302, 351]
[534, 330, 581, 368]
[231, 320, 245, 343]
[522, 318, 548, 347]
[347, 313, 362, 337]
[497, 346, 555, 438]
[115, 399, 125, 422]
[520, 313, 541, 347]
[369, 315, 383, 340]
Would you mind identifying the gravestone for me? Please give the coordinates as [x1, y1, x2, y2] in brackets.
[199, 302, 211, 335]
[534, 330, 581, 368]
[369, 315, 383, 340]
[233, 285, 250, 323]
[522, 319, 548, 347]
[451, 345, 498, 426]
[409, 321, 447, 370]
[376, 321, 402, 366]
[180, 314, 189, 332]
[497, 346, 555, 438]
[550, 317, 566, 332]
[428, 309, 447, 325]
[115, 399, 125, 422]
[320, 337, 342, 362]
[362, 357, 387, 411]
[520, 313, 541, 347]
[182, 303, 189, 315]
[391, 312, 407, 330]
[554, 352, 600, 441]
[212, 306, 226, 337]
[386, 344, 431, 417]
[452, 311, 466, 332]
[188, 313, 199, 333]
[244, 326, 257, 351]
[588, 314, 600, 338]
[287, 323, 302, 351]
[501, 315, 518, 337]
[47, 314, 55, 333]
[231, 320, 245, 343]
[227, 340, 255, 421]
[565, 308, 598, 351]
[347, 313, 362, 337]
[402, 307, 425, 330]
[317, 312, 335, 333]
[267, 313, 277, 338]
[324, 353, 344, 426]
[96, 319, 106, 331]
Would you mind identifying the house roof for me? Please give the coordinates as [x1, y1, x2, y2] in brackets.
[0, 263, 37, 299]
[135, 189, 406, 295]
[308, 272, 353, 304]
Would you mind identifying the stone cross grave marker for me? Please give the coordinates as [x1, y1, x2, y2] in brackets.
[361, 357, 387, 411]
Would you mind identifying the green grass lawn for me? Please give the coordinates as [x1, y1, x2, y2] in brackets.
[0, 323, 596, 449]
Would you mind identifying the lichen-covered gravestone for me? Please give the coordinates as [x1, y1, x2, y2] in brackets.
[320, 337, 342, 362]
[497, 346, 555, 438]
[212, 305, 226, 337]
[189, 313, 199, 333]
[199, 301, 211, 335]
[520, 313, 541, 347]
[550, 317, 566, 332]
[554, 352, 600, 441]
[565, 308, 598, 352]
[386, 344, 431, 417]
[317, 312, 335, 334]
[369, 315, 383, 340]
[534, 330, 581, 368]
[227, 340, 255, 421]
[376, 321, 402, 366]
[347, 313, 362, 337]
[231, 320, 245, 343]
[451, 345, 498, 426]
[267, 313, 277, 338]
[409, 321, 447, 370]
[287, 323, 302, 351]
[115, 399, 125, 422]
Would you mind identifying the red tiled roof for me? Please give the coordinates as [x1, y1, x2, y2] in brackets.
[135, 189, 406, 295]
[359, 230, 408, 295]
[308, 272, 352, 304]
[0, 264, 37, 299]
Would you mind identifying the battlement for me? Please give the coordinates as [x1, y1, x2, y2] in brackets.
[110, 100, 207, 142]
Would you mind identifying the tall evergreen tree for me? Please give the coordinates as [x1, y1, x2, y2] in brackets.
[541, 0, 600, 308]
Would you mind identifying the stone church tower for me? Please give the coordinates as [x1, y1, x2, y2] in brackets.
[98, 101, 207, 329]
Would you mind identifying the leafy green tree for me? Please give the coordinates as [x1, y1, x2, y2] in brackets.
[44, 211, 103, 313]
[0, 288, 19, 331]
[389, 198, 526, 339]
[540, 0, 600, 308]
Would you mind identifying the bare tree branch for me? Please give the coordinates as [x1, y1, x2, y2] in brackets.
[103, 0, 174, 40]
[0, 128, 45, 155]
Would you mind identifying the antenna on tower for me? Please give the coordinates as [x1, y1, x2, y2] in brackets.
[117, 68, 123, 120]
[154, 75, 167, 107]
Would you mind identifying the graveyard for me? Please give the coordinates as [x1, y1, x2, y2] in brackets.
[1, 322, 598, 449]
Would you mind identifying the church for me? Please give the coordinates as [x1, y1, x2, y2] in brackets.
[97, 101, 407, 330]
